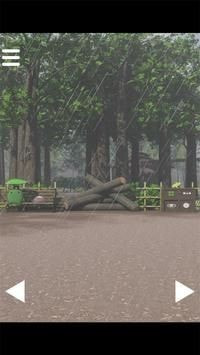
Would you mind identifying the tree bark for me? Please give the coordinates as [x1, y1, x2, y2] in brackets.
[85, 123, 94, 176]
[17, 60, 40, 183]
[77, 176, 126, 197]
[17, 120, 25, 178]
[35, 129, 41, 183]
[44, 144, 51, 186]
[158, 127, 171, 187]
[85, 174, 130, 193]
[185, 131, 197, 187]
[66, 177, 127, 208]
[67, 194, 104, 210]
[0, 143, 5, 185]
[116, 60, 129, 180]
[17, 114, 37, 182]
[90, 114, 110, 182]
[85, 175, 138, 211]
[130, 134, 139, 182]
[9, 127, 18, 178]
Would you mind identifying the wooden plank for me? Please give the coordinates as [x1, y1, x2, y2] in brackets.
[25, 203, 55, 205]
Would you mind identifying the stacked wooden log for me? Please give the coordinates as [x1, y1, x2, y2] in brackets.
[64, 175, 138, 211]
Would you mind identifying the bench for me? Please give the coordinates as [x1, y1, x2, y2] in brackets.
[22, 189, 57, 211]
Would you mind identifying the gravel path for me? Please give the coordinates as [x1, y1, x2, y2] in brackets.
[0, 211, 199, 322]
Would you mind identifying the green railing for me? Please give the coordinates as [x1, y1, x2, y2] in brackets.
[134, 182, 162, 211]
[1, 181, 200, 212]
[134, 182, 200, 212]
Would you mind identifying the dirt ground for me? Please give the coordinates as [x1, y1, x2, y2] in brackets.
[0, 210, 200, 322]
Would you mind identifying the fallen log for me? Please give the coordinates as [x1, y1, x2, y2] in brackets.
[76, 177, 126, 198]
[109, 192, 138, 211]
[85, 175, 138, 211]
[68, 196, 118, 204]
[85, 175, 130, 193]
[81, 203, 126, 211]
[58, 192, 80, 199]
[111, 184, 130, 193]
[102, 198, 118, 203]
[65, 194, 104, 210]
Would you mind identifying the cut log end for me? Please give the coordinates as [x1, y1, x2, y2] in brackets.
[118, 177, 126, 185]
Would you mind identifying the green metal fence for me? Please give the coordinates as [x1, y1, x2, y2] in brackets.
[135, 182, 200, 212]
[1, 181, 200, 212]
[135, 182, 162, 211]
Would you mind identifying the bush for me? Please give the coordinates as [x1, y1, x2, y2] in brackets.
[129, 182, 160, 207]
[195, 199, 200, 211]
[172, 182, 181, 188]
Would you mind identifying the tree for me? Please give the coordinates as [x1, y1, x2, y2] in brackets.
[129, 34, 200, 186]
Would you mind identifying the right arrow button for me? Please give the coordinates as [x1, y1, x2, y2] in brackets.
[175, 280, 194, 303]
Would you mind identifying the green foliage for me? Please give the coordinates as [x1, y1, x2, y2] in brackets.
[128, 34, 200, 142]
[172, 182, 182, 188]
[0, 33, 200, 182]
[0, 88, 28, 126]
[130, 182, 160, 207]
[195, 200, 200, 209]
[1, 33, 199, 145]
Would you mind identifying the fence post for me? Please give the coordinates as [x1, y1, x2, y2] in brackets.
[191, 182, 194, 188]
[54, 181, 56, 189]
[160, 182, 162, 211]
[144, 181, 147, 212]
[38, 181, 41, 190]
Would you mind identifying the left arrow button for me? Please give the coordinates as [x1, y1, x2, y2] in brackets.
[6, 280, 25, 303]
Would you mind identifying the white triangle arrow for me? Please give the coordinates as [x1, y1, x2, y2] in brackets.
[6, 280, 25, 303]
[175, 280, 194, 303]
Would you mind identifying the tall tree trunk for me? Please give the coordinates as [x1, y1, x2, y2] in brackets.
[185, 131, 197, 187]
[44, 144, 51, 186]
[17, 113, 37, 182]
[130, 135, 139, 182]
[17, 120, 25, 178]
[0, 143, 5, 185]
[158, 127, 171, 187]
[116, 60, 129, 179]
[30, 110, 41, 183]
[17, 60, 40, 183]
[91, 114, 110, 182]
[85, 124, 94, 176]
[9, 127, 18, 178]
[35, 139, 41, 183]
